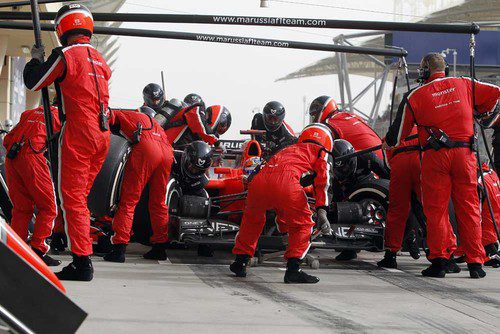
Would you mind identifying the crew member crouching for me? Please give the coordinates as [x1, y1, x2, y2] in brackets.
[309, 96, 386, 177]
[171, 140, 214, 197]
[164, 100, 230, 149]
[251, 101, 296, 159]
[230, 123, 334, 284]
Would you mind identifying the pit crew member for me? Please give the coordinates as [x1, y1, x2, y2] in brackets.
[251, 101, 296, 158]
[24, 4, 112, 281]
[231, 123, 334, 284]
[384, 52, 500, 278]
[104, 107, 173, 263]
[4, 105, 61, 266]
[309, 96, 386, 175]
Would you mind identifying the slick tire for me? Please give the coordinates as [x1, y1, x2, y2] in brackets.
[88, 135, 131, 218]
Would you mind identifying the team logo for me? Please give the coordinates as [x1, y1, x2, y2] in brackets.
[153, 90, 161, 98]
[74, 18, 81, 26]
[197, 158, 206, 166]
[69, 4, 81, 9]
[270, 108, 277, 115]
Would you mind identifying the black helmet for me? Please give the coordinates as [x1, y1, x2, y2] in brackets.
[184, 93, 205, 112]
[263, 101, 285, 132]
[331, 139, 357, 181]
[206, 105, 232, 136]
[181, 141, 213, 178]
[139, 106, 156, 118]
[143, 83, 165, 110]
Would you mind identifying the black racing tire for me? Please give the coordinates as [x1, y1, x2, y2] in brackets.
[347, 178, 390, 214]
[88, 135, 131, 218]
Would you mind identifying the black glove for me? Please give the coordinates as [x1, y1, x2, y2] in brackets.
[316, 207, 332, 235]
[31, 44, 45, 62]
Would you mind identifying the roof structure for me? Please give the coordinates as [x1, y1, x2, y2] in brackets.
[277, 0, 500, 81]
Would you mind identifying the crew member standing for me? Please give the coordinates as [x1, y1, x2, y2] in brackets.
[251, 101, 296, 159]
[104, 107, 174, 263]
[478, 164, 500, 267]
[231, 123, 334, 284]
[378, 128, 422, 269]
[384, 53, 500, 278]
[4, 105, 61, 266]
[24, 4, 112, 281]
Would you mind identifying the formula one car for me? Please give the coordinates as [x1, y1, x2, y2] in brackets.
[0, 129, 394, 255]
[88, 129, 392, 254]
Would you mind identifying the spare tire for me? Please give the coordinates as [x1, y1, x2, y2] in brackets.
[88, 135, 131, 218]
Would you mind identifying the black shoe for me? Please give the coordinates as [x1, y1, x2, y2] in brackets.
[55, 254, 93, 281]
[93, 235, 113, 255]
[284, 270, 320, 284]
[484, 257, 500, 268]
[484, 243, 500, 268]
[335, 249, 358, 261]
[406, 232, 421, 260]
[485, 243, 499, 255]
[377, 250, 397, 269]
[230, 254, 250, 277]
[284, 258, 320, 284]
[468, 263, 486, 279]
[422, 258, 447, 278]
[32, 247, 61, 267]
[143, 243, 167, 261]
[446, 257, 461, 274]
[103, 244, 126, 263]
[454, 255, 466, 264]
[50, 232, 67, 253]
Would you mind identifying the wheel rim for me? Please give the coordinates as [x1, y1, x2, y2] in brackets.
[359, 198, 386, 227]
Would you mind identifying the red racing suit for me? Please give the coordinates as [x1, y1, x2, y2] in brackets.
[24, 36, 112, 256]
[233, 142, 332, 259]
[384, 128, 421, 252]
[164, 105, 218, 148]
[4, 106, 60, 253]
[478, 166, 500, 247]
[324, 111, 383, 160]
[386, 72, 500, 264]
[109, 110, 173, 244]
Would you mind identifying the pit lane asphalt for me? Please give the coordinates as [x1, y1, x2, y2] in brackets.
[53, 244, 500, 334]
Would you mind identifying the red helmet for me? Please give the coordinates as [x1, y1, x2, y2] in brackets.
[205, 105, 232, 135]
[309, 96, 339, 123]
[297, 123, 334, 151]
[55, 4, 94, 45]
